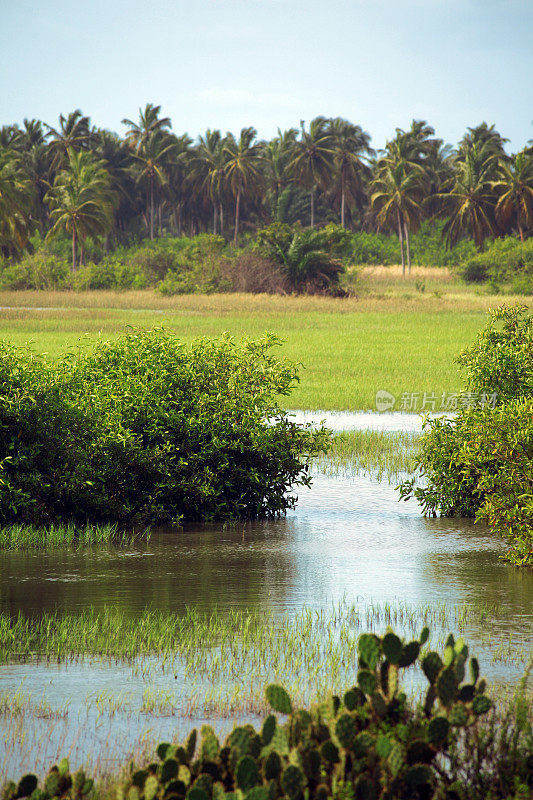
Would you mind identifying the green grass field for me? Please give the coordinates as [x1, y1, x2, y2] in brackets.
[0, 270, 529, 410]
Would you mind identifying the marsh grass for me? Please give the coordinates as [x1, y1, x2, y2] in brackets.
[0, 523, 144, 549]
[319, 430, 419, 480]
[1, 601, 529, 672]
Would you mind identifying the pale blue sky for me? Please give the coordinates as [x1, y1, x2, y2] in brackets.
[1, 0, 532, 151]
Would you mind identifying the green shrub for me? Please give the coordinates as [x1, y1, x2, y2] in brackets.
[459, 237, 533, 284]
[456, 304, 533, 402]
[4, 629, 531, 800]
[0, 250, 70, 290]
[0, 330, 329, 525]
[400, 305, 533, 565]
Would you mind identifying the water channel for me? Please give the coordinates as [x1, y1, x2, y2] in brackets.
[0, 412, 531, 780]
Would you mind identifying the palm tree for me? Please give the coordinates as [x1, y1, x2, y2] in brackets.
[223, 127, 264, 245]
[438, 142, 498, 250]
[132, 131, 177, 240]
[457, 123, 509, 162]
[286, 118, 335, 227]
[371, 162, 425, 274]
[190, 130, 228, 234]
[261, 128, 298, 223]
[0, 147, 35, 257]
[45, 110, 92, 170]
[122, 103, 171, 152]
[45, 149, 116, 268]
[491, 151, 533, 241]
[257, 225, 345, 292]
[327, 118, 374, 227]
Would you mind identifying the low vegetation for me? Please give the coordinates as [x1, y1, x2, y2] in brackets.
[400, 304, 533, 565]
[2, 628, 531, 800]
[0, 330, 328, 525]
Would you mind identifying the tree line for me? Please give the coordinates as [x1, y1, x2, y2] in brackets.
[1, 104, 532, 271]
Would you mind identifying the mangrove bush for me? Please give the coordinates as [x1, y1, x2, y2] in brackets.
[0, 330, 328, 525]
[400, 305, 533, 565]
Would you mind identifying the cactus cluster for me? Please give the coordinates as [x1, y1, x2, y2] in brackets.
[2, 759, 93, 800]
[3, 629, 510, 800]
[113, 628, 496, 800]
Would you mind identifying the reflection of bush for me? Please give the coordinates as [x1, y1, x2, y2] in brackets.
[0, 330, 328, 525]
[401, 305, 533, 565]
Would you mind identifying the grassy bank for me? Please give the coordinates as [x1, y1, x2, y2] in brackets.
[1, 271, 529, 409]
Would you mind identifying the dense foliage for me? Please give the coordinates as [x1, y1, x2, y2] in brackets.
[1, 108, 531, 275]
[0, 330, 328, 525]
[400, 305, 533, 565]
[458, 237, 533, 292]
[3, 628, 532, 799]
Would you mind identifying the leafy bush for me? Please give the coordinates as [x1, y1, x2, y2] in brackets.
[350, 223, 475, 268]
[400, 305, 533, 565]
[0, 250, 70, 290]
[0, 330, 328, 525]
[456, 304, 533, 401]
[459, 237, 533, 284]
[5, 629, 531, 800]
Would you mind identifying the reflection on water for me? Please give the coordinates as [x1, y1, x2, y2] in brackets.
[0, 413, 532, 780]
[1, 471, 531, 626]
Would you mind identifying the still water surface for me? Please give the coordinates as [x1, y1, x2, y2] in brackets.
[1, 471, 530, 620]
[0, 412, 531, 779]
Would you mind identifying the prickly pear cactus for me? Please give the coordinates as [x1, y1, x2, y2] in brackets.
[4, 627, 499, 800]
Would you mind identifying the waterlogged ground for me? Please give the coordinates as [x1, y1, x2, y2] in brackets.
[0, 412, 532, 781]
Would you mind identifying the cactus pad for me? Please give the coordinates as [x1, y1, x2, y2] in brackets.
[16, 776, 38, 798]
[264, 751, 282, 780]
[358, 634, 380, 669]
[387, 743, 404, 776]
[236, 757, 258, 792]
[265, 684, 292, 715]
[335, 713, 357, 748]
[406, 740, 434, 765]
[161, 759, 179, 784]
[280, 766, 303, 800]
[404, 764, 433, 787]
[437, 667, 457, 707]
[422, 651, 443, 684]
[398, 641, 420, 668]
[320, 740, 340, 764]
[427, 716, 449, 746]
[357, 669, 376, 696]
[472, 695, 492, 715]
[261, 715, 276, 746]
[382, 632, 402, 664]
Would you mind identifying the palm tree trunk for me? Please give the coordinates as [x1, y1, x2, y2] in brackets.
[150, 175, 154, 241]
[310, 189, 315, 228]
[213, 206, 217, 235]
[397, 210, 405, 276]
[403, 222, 411, 275]
[219, 203, 224, 236]
[341, 176, 345, 228]
[72, 228, 77, 270]
[518, 221, 524, 242]
[233, 188, 241, 245]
